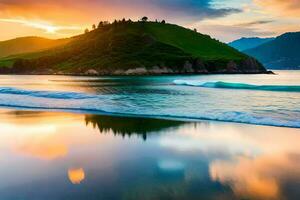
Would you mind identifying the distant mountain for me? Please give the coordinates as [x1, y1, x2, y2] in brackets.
[0, 21, 267, 75]
[245, 32, 300, 69]
[0, 36, 70, 58]
[228, 37, 274, 51]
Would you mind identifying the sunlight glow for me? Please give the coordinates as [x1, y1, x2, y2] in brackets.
[0, 18, 81, 34]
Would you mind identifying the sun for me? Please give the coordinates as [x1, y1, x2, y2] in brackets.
[0, 18, 82, 35]
[44, 25, 58, 33]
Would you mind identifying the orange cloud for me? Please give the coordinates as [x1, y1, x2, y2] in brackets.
[0, 1, 86, 23]
[0, 0, 241, 37]
[254, 0, 300, 17]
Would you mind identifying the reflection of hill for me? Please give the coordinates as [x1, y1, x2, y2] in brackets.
[85, 115, 186, 140]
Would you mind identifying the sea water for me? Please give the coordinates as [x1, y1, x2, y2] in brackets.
[0, 70, 299, 128]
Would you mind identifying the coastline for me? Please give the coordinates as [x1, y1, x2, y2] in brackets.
[0, 107, 297, 130]
[0, 70, 274, 76]
[0, 106, 297, 129]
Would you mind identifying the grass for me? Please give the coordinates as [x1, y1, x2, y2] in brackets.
[145, 22, 246, 60]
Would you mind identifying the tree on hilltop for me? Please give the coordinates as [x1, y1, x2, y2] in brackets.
[97, 21, 103, 28]
[141, 16, 148, 22]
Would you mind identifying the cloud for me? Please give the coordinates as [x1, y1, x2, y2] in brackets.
[0, 0, 242, 40]
[195, 23, 276, 42]
[235, 20, 274, 27]
[139, 0, 242, 20]
[0, 0, 241, 24]
[0, 18, 81, 34]
[254, 0, 300, 17]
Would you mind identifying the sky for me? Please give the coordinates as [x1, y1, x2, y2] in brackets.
[0, 0, 299, 42]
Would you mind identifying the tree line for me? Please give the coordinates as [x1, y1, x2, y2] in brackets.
[84, 16, 166, 33]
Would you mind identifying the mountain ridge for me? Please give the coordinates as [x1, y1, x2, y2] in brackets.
[244, 31, 300, 69]
[228, 37, 275, 51]
[0, 36, 70, 58]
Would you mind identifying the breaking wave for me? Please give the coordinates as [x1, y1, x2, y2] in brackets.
[0, 87, 96, 99]
[174, 80, 300, 92]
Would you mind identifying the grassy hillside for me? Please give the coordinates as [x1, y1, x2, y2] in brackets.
[0, 36, 70, 58]
[0, 21, 266, 74]
[145, 23, 246, 60]
[245, 32, 300, 69]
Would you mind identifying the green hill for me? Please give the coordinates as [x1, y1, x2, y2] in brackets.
[0, 36, 70, 58]
[0, 21, 266, 75]
[245, 32, 300, 69]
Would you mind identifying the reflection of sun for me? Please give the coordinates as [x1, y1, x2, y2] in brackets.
[68, 168, 85, 184]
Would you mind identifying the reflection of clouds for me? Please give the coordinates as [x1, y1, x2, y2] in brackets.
[159, 123, 300, 156]
[158, 159, 185, 172]
[1, 123, 69, 160]
[159, 123, 300, 199]
[1, 124, 56, 134]
[0, 112, 125, 162]
[0, 113, 90, 160]
[68, 168, 85, 184]
[210, 157, 279, 199]
[159, 124, 260, 157]
[14, 133, 68, 160]
[0, 123, 69, 160]
[210, 154, 300, 199]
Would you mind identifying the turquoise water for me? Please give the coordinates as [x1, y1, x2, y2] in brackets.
[0, 70, 299, 127]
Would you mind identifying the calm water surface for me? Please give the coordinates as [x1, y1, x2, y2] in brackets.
[0, 110, 299, 200]
[0, 70, 299, 127]
[0, 71, 300, 199]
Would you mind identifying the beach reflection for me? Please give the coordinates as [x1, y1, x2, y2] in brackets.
[0, 110, 299, 200]
[158, 123, 300, 199]
[85, 114, 187, 140]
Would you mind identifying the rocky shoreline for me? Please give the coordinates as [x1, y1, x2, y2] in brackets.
[0, 67, 273, 76]
[0, 57, 272, 75]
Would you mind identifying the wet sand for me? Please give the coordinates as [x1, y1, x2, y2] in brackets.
[0, 109, 299, 200]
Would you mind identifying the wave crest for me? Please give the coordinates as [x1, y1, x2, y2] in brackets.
[174, 80, 300, 92]
[0, 87, 96, 99]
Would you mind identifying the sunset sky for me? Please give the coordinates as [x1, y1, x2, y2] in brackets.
[0, 0, 299, 42]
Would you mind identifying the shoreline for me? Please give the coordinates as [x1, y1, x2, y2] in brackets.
[0, 70, 274, 76]
[0, 106, 297, 129]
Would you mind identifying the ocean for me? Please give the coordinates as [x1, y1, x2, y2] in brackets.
[0, 70, 299, 128]
[0, 71, 300, 199]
